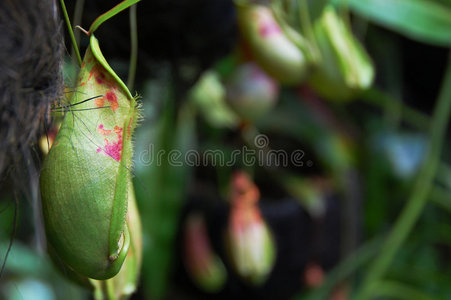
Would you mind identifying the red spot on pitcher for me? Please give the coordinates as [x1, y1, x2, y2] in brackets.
[106, 91, 118, 112]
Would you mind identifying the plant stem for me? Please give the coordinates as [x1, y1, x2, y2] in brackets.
[106, 280, 118, 300]
[355, 52, 451, 299]
[370, 281, 435, 300]
[127, 4, 138, 91]
[60, 0, 82, 66]
[436, 163, 451, 190]
[298, 0, 320, 63]
[360, 88, 430, 130]
[298, 0, 316, 45]
[88, 0, 140, 35]
[71, 0, 85, 60]
[430, 185, 451, 213]
[303, 236, 382, 300]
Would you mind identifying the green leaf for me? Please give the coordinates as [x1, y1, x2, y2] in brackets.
[135, 88, 196, 299]
[277, 174, 327, 217]
[0, 242, 88, 300]
[370, 280, 436, 300]
[301, 237, 382, 300]
[334, 0, 451, 46]
[256, 91, 354, 172]
[89, 0, 141, 34]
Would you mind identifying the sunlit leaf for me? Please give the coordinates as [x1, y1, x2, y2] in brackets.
[333, 0, 451, 46]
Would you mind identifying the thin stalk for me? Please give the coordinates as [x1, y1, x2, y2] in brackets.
[298, 0, 315, 42]
[355, 52, 451, 299]
[106, 280, 118, 300]
[359, 88, 430, 130]
[303, 236, 382, 300]
[60, 0, 82, 66]
[71, 0, 85, 59]
[298, 0, 320, 62]
[383, 93, 402, 129]
[436, 163, 451, 190]
[127, 4, 138, 91]
[89, 0, 140, 35]
[370, 281, 435, 300]
[271, 0, 311, 55]
[430, 185, 451, 214]
[90, 279, 104, 300]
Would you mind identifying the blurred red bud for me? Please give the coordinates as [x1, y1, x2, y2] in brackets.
[226, 171, 276, 285]
[184, 212, 227, 292]
[230, 170, 261, 207]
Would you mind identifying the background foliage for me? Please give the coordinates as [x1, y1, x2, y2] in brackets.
[1, 0, 451, 299]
